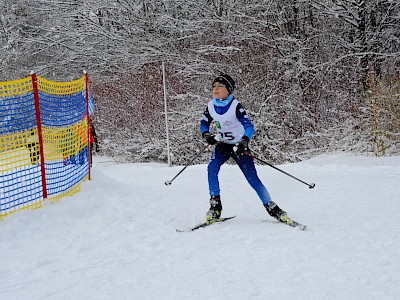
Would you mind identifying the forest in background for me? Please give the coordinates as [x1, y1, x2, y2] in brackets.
[1, 0, 399, 164]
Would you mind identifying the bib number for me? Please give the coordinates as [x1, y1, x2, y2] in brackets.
[219, 132, 235, 141]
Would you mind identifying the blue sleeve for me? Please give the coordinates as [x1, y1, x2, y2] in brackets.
[236, 103, 254, 139]
[200, 106, 213, 135]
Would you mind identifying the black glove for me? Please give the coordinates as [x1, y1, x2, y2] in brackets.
[202, 132, 218, 145]
[95, 144, 100, 152]
[235, 136, 250, 155]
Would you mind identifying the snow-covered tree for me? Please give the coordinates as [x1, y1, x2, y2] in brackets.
[1, 0, 399, 163]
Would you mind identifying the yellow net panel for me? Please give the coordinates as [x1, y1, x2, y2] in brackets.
[0, 75, 92, 219]
[37, 75, 86, 95]
[0, 77, 32, 97]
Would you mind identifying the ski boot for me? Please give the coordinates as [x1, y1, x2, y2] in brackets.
[264, 201, 287, 222]
[206, 195, 222, 221]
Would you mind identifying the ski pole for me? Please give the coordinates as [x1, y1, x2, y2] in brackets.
[244, 151, 316, 189]
[165, 144, 209, 186]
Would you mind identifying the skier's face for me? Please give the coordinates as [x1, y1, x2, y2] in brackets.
[212, 83, 229, 100]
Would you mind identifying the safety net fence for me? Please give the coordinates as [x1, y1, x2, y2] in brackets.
[0, 73, 94, 220]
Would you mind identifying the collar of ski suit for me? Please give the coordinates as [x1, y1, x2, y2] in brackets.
[213, 94, 234, 107]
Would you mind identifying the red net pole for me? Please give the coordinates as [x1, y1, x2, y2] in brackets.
[31, 73, 48, 199]
[84, 71, 91, 180]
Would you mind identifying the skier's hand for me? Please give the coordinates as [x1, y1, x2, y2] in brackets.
[235, 136, 250, 155]
[203, 132, 218, 145]
[95, 144, 100, 152]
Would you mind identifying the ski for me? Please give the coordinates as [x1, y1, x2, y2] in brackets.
[176, 216, 236, 232]
[277, 215, 307, 230]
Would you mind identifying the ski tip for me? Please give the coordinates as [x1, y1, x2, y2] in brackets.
[298, 225, 307, 231]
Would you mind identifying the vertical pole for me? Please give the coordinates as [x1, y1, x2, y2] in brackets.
[30, 72, 48, 199]
[162, 62, 171, 167]
[84, 70, 91, 180]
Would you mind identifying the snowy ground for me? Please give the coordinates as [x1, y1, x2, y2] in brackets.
[1, 153, 399, 300]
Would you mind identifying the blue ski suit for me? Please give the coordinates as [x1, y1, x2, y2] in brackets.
[200, 96, 272, 204]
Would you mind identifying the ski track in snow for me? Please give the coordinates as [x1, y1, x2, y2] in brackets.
[0, 153, 399, 300]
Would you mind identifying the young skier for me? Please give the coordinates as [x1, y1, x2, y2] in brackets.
[199, 74, 288, 223]
[89, 119, 99, 166]
[26, 129, 39, 165]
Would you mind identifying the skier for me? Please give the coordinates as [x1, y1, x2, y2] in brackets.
[26, 129, 39, 165]
[200, 74, 289, 223]
[89, 119, 99, 166]
[67, 118, 94, 166]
